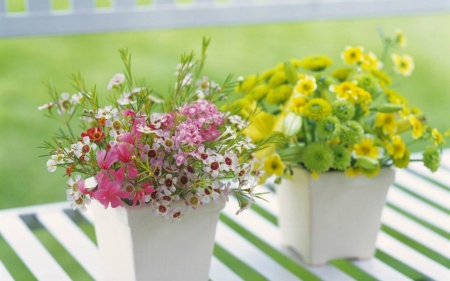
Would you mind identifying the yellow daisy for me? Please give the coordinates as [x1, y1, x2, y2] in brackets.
[395, 29, 407, 48]
[287, 94, 307, 114]
[432, 128, 444, 146]
[361, 52, 382, 71]
[330, 81, 357, 100]
[409, 115, 424, 139]
[353, 137, 380, 159]
[391, 54, 414, 76]
[294, 76, 317, 96]
[387, 135, 406, 159]
[341, 46, 364, 65]
[375, 113, 397, 135]
[263, 154, 285, 177]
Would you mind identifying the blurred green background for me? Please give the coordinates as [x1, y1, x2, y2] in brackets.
[1, 5, 450, 211]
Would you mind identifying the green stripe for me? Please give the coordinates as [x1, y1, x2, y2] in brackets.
[0, 234, 37, 281]
[394, 183, 450, 215]
[213, 244, 268, 280]
[406, 168, 450, 192]
[251, 203, 278, 226]
[219, 213, 323, 281]
[329, 259, 378, 281]
[32, 227, 95, 281]
[375, 250, 428, 281]
[381, 225, 450, 269]
[387, 203, 450, 240]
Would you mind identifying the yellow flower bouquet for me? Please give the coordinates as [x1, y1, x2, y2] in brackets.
[231, 29, 448, 181]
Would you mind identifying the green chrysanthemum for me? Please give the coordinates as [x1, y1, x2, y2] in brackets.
[303, 98, 333, 121]
[331, 144, 351, 170]
[340, 120, 364, 145]
[302, 142, 334, 173]
[332, 100, 355, 121]
[315, 116, 341, 141]
[423, 146, 440, 172]
[265, 84, 293, 105]
[354, 73, 382, 98]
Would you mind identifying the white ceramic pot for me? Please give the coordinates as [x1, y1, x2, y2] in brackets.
[277, 167, 395, 266]
[90, 198, 226, 281]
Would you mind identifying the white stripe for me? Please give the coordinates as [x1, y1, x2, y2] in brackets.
[36, 210, 104, 281]
[377, 232, 450, 281]
[224, 198, 356, 281]
[216, 221, 300, 281]
[209, 256, 244, 281]
[382, 207, 450, 258]
[387, 186, 450, 233]
[407, 162, 450, 190]
[352, 258, 412, 281]
[0, 260, 14, 281]
[395, 168, 450, 210]
[0, 213, 71, 281]
[440, 150, 450, 168]
[257, 184, 280, 215]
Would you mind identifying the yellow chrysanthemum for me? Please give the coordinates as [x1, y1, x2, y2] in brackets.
[263, 154, 285, 177]
[294, 76, 317, 96]
[303, 98, 333, 120]
[391, 54, 414, 77]
[387, 135, 406, 159]
[371, 69, 392, 87]
[432, 128, 444, 146]
[298, 55, 333, 71]
[353, 138, 380, 159]
[330, 81, 357, 100]
[409, 115, 424, 139]
[375, 113, 397, 135]
[361, 52, 382, 71]
[384, 88, 410, 117]
[341, 46, 364, 65]
[268, 71, 287, 88]
[235, 75, 257, 93]
[395, 29, 407, 48]
[287, 93, 307, 114]
[355, 87, 372, 110]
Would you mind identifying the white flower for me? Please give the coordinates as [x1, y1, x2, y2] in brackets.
[95, 105, 118, 119]
[228, 115, 248, 130]
[137, 125, 155, 134]
[38, 102, 53, 110]
[72, 136, 97, 161]
[71, 92, 85, 104]
[47, 159, 58, 172]
[57, 92, 74, 115]
[107, 73, 125, 90]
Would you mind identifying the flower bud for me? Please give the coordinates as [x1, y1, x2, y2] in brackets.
[376, 103, 403, 113]
[283, 112, 302, 137]
[356, 156, 379, 170]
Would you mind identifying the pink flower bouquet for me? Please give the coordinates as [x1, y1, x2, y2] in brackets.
[39, 43, 276, 219]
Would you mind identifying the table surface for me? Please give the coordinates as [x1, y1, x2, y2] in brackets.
[1, 151, 449, 281]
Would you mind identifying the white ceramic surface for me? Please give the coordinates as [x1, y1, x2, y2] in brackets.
[90, 198, 226, 281]
[277, 167, 395, 266]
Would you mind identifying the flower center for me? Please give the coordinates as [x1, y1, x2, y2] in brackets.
[158, 205, 168, 214]
[82, 144, 90, 154]
[225, 157, 232, 165]
[180, 175, 188, 185]
[148, 149, 157, 158]
[164, 139, 174, 148]
[165, 178, 173, 188]
[125, 184, 134, 193]
[201, 153, 208, 160]
[211, 162, 219, 170]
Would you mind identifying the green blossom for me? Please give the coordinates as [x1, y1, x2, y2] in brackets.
[315, 116, 341, 141]
[268, 71, 287, 88]
[302, 142, 334, 173]
[331, 67, 352, 82]
[332, 100, 355, 121]
[266, 84, 293, 105]
[331, 144, 351, 170]
[423, 146, 440, 172]
[354, 73, 382, 98]
[340, 120, 364, 145]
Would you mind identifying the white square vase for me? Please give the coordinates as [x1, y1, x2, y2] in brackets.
[277, 167, 395, 266]
[90, 198, 226, 281]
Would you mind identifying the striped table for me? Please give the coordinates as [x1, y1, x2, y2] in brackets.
[1, 151, 449, 281]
